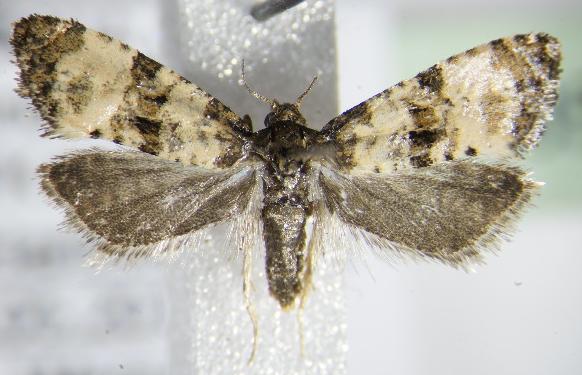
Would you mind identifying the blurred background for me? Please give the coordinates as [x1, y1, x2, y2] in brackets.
[0, 0, 580, 374]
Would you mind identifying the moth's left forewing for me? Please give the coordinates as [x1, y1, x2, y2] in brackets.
[323, 33, 561, 175]
[11, 15, 249, 169]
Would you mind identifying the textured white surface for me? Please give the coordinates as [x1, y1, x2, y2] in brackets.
[166, 246, 347, 375]
[175, 0, 337, 129]
[165, 1, 345, 374]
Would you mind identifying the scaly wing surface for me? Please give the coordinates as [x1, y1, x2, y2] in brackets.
[39, 151, 260, 258]
[11, 14, 249, 169]
[322, 33, 561, 174]
[316, 33, 560, 265]
[319, 161, 538, 265]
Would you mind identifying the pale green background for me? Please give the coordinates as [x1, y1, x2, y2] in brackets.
[397, 10, 581, 211]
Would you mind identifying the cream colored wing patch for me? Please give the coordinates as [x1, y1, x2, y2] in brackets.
[11, 14, 250, 169]
[322, 33, 561, 175]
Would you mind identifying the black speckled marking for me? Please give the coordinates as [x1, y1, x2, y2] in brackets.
[410, 154, 433, 168]
[322, 100, 371, 136]
[134, 116, 160, 135]
[96, 31, 113, 43]
[133, 116, 161, 155]
[489, 34, 562, 151]
[490, 38, 504, 48]
[465, 47, 479, 57]
[416, 65, 443, 94]
[446, 55, 460, 64]
[342, 134, 358, 147]
[108, 113, 126, 136]
[333, 134, 358, 169]
[131, 52, 163, 83]
[490, 38, 532, 148]
[514, 79, 525, 92]
[65, 73, 93, 113]
[11, 15, 87, 134]
[213, 131, 232, 144]
[513, 34, 528, 43]
[490, 38, 525, 84]
[89, 129, 102, 139]
[197, 130, 209, 144]
[153, 94, 168, 106]
[532, 33, 561, 80]
[168, 122, 179, 133]
[408, 129, 444, 148]
[465, 146, 477, 156]
[214, 151, 241, 169]
[204, 98, 226, 121]
[408, 105, 439, 128]
[203, 98, 248, 135]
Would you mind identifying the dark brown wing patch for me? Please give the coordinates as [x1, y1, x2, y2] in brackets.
[319, 161, 538, 265]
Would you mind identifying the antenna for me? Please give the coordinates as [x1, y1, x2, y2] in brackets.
[295, 75, 318, 108]
[241, 60, 277, 108]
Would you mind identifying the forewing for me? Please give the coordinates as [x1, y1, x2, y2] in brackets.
[322, 33, 561, 174]
[11, 15, 249, 169]
[319, 161, 538, 265]
[39, 151, 259, 257]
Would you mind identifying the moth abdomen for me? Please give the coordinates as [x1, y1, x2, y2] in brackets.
[262, 202, 308, 308]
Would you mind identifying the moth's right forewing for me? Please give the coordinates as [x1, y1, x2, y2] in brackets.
[39, 151, 261, 258]
[322, 33, 561, 175]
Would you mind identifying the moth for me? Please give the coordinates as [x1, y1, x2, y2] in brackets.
[12, 15, 560, 315]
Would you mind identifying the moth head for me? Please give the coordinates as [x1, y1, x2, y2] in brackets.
[264, 102, 306, 127]
[240, 60, 317, 127]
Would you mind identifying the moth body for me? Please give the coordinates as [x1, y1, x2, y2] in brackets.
[250, 103, 326, 308]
